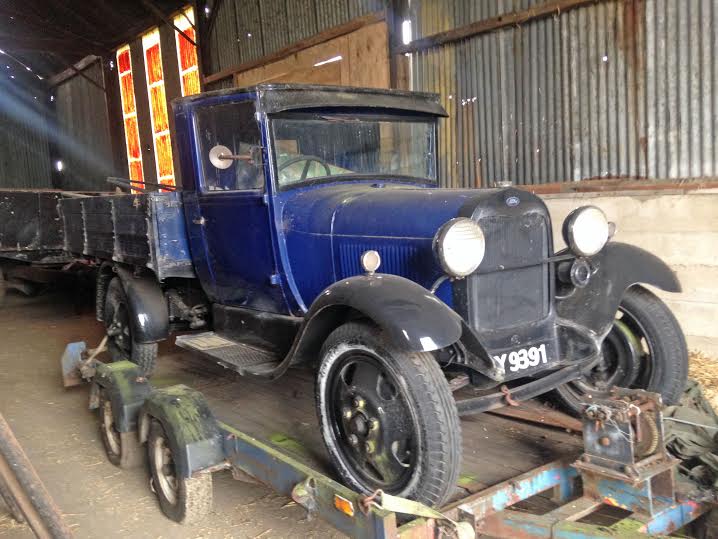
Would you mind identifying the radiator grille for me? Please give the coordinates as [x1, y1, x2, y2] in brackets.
[466, 213, 549, 331]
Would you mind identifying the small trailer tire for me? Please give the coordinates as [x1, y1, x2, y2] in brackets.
[99, 392, 144, 468]
[147, 420, 212, 524]
[104, 277, 158, 375]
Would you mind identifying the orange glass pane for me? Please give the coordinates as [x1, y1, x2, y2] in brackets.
[182, 70, 200, 96]
[159, 178, 175, 190]
[118, 50, 131, 74]
[150, 85, 169, 133]
[145, 44, 162, 85]
[124, 117, 141, 159]
[178, 27, 197, 71]
[129, 160, 144, 183]
[120, 73, 136, 115]
[155, 133, 174, 178]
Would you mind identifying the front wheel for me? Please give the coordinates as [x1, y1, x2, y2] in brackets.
[316, 322, 461, 509]
[554, 285, 688, 415]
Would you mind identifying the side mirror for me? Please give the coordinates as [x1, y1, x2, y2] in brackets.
[209, 144, 264, 170]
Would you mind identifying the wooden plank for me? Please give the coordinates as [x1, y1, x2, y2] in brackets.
[48, 55, 102, 87]
[347, 22, 390, 88]
[204, 11, 385, 85]
[393, 0, 607, 55]
[487, 400, 583, 432]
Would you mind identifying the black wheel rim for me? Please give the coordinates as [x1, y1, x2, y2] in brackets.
[568, 305, 653, 399]
[106, 294, 131, 357]
[327, 353, 419, 493]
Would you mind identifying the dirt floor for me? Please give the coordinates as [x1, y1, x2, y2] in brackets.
[0, 289, 342, 539]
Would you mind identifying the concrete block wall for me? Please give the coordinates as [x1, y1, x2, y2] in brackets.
[541, 189, 718, 356]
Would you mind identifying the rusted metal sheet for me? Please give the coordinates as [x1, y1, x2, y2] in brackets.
[405, 0, 718, 188]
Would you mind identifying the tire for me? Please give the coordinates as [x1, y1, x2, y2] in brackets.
[316, 321, 461, 508]
[98, 392, 144, 468]
[147, 420, 212, 524]
[103, 277, 157, 375]
[554, 285, 688, 415]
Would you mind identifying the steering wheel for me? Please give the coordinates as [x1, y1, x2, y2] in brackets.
[278, 155, 331, 183]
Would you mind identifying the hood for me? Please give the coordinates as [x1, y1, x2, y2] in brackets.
[278, 181, 551, 312]
[280, 182, 547, 240]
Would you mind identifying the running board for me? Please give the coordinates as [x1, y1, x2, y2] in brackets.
[175, 332, 279, 375]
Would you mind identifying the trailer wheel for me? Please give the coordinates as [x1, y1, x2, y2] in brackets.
[98, 392, 143, 468]
[554, 286, 688, 415]
[316, 322, 462, 509]
[147, 420, 212, 524]
[104, 277, 157, 375]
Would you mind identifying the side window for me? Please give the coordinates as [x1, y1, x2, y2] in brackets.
[195, 102, 264, 192]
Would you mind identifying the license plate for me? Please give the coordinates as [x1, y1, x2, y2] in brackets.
[493, 343, 548, 373]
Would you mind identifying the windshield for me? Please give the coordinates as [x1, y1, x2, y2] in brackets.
[271, 112, 437, 189]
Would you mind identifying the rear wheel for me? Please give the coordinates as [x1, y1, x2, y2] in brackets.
[98, 391, 143, 468]
[316, 322, 461, 508]
[147, 420, 212, 524]
[554, 286, 688, 415]
[103, 277, 157, 375]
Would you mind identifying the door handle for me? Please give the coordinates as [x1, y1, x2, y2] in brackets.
[193, 216, 206, 226]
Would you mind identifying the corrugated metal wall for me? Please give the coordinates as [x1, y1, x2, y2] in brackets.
[406, 0, 718, 187]
[0, 82, 52, 189]
[205, 0, 386, 76]
[54, 61, 115, 191]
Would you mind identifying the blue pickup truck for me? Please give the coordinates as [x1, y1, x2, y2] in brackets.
[0, 84, 688, 512]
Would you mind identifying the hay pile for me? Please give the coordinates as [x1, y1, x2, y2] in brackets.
[689, 350, 718, 410]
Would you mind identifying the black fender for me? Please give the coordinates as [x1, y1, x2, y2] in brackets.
[298, 273, 463, 354]
[556, 242, 681, 337]
[93, 361, 152, 432]
[113, 266, 169, 343]
[139, 385, 225, 479]
[95, 262, 115, 322]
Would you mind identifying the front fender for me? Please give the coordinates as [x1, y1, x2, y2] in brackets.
[556, 242, 680, 337]
[307, 273, 463, 352]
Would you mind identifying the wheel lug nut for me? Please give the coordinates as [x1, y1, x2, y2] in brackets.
[343, 407, 352, 419]
[365, 441, 375, 454]
[353, 397, 365, 409]
[369, 418, 379, 431]
[348, 434, 359, 446]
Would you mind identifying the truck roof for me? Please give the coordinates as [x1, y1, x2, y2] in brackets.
[171, 83, 449, 117]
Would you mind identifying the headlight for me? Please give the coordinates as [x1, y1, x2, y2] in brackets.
[434, 218, 485, 278]
[562, 206, 610, 257]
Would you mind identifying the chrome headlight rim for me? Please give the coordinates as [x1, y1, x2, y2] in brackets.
[433, 217, 486, 278]
[562, 205, 610, 257]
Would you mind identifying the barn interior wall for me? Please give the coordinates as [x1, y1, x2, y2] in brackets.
[0, 81, 52, 189]
[52, 62, 116, 191]
[204, 0, 387, 77]
[544, 189, 718, 355]
[405, 0, 718, 189]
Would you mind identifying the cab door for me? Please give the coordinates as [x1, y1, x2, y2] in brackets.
[186, 101, 287, 313]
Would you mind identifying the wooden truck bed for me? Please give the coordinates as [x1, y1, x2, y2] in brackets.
[0, 189, 195, 280]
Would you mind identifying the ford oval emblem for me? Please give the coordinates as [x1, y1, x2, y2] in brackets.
[506, 196, 520, 207]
